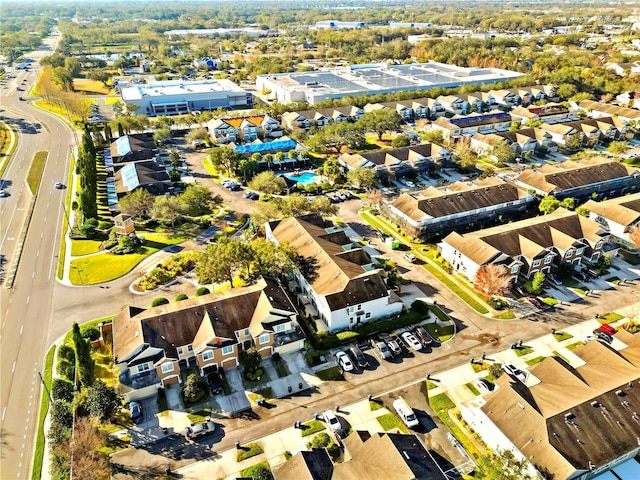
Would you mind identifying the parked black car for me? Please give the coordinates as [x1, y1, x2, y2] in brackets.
[592, 329, 613, 344]
[379, 333, 402, 356]
[414, 325, 433, 347]
[203, 365, 224, 394]
[349, 346, 369, 369]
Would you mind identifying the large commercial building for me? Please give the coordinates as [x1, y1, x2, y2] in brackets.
[256, 61, 524, 105]
[120, 79, 252, 116]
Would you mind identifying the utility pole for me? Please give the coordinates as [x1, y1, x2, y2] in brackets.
[37, 370, 52, 402]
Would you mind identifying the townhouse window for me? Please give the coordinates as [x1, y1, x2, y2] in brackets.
[222, 345, 234, 355]
[566, 250, 573, 258]
[161, 363, 174, 374]
[511, 265, 519, 274]
[596, 241, 603, 249]
[259, 334, 270, 345]
[202, 351, 213, 361]
[244, 328, 250, 336]
[177, 347, 183, 355]
[275, 324, 287, 333]
[187, 345, 193, 352]
[136, 363, 150, 373]
[357, 304, 362, 310]
[545, 256, 552, 265]
[365, 312, 371, 319]
[577, 248, 584, 255]
[533, 259, 541, 267]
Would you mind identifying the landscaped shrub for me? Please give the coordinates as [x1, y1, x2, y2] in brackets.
[174, 293, 188, 302]
[57, 344, 75, 364]
[242, 348, 264, 381]
[336, 331, 359, 341]
[487, 297, 508, 310]
[195, 287, 210, 297]
[50, 400, 73, 430]
[52, 379, 75, 403]
[57, 360, 75, 383]
[81, 325, 101, 341]
[151, 297, 169, 307]
[87, 380, 121, 422]
[136, 252, 202, 291]
[182, 373, 206, 404]
[411, 299, 430, 315]
[309, 432, 331, 449]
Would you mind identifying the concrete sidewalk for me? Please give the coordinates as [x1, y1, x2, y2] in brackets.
[156, 308, 638, 479]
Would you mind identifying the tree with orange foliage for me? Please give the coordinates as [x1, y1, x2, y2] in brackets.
[630, 225, 640, 249]
[474, 264, 512, 299]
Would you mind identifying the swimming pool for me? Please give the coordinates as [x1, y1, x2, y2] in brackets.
[279, 171, 319, 186]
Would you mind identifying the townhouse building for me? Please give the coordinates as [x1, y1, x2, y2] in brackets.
[430, 111, 513, 142]
[112, 277, 303, 401]
[439, 208, 609, 283]
[512, 157, 639, 201]
[576, 100, 640, 124]
[207, 115, 282, 143]
[380, 178, 535, 239]
[510, 103, 577, 125]
[584, 192, 640, 253]
[266, 214, 403, 332]
[339, 143, 451, 179]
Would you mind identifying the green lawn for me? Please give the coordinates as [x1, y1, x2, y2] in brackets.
[471, 361, 490, 373]
[552, 350, 570, 363]
[275, 361, 290, 378]
[240, 462, 272, 480]
[315, 366, 344, 381]
[493, 310, 515, 319]
[26, 151, 48, 194]
[424, 322, 455, 342]
[69, 231, 193, 285]
[542, 297, 559, 306]
[600, 312, 624, 324]
[552, 331, 573, 342]
[70, 239, 103, 256]
[369, 400, 384, 411]
[301, 420, 326, 437]
[237, 442, 264, 462]
[187, 408, 212, 424]
[426, 380, 439, 390]
[566, 342, 583, 351]
[376, 413, 409, 434]
[525, 356, 546, 367]
[466, 382, 481, 395]
[514, 346, 534, 357]
[31, 346, 55, 480]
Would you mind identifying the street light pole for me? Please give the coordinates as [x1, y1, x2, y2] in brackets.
[37, 370, 52, 402]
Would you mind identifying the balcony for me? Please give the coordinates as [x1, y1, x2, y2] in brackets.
[274, 327, 306, 348]
[119, 369, 160, 393]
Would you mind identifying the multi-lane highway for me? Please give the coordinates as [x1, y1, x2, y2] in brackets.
[0, 34, 75, 479]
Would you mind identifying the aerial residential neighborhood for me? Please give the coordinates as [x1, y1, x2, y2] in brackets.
[1, 1, 640, 480]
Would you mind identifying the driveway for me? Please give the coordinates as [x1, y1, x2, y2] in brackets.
[209, 367, 251, 414]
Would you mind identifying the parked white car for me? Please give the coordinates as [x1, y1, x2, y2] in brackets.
[322, 409, 342, 433]
[401, 331, 423, 351]
[502, 363, 527, 383]
[335, 351, 354, 372]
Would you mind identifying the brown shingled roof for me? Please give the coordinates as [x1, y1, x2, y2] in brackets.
[584, 193, 640, 228]
[112, 277, 295, 363]
[269, 215, 390, 311]
[516, 157, 637, 194]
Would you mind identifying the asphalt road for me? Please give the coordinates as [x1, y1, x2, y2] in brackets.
[0, 34, 75, 479]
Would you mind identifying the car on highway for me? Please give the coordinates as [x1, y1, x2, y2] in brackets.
[502, 363, 527, 382]
[401, 331, 423, 351]
[335, 351, 354, 372]
[128, 401, 143, 424]
[54, 182, 64, 189]
[380, 333, 402, 356]
[183, 420, 216, 439]
[374, 341, 392, 360]
[0, 190, 8, 198]
[476, 378, 495, 394]
[322, 409, 342, 433]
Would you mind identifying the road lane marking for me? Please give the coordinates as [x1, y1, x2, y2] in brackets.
[32, 272, 35, 278]
[20, 324, 23, 335]
[12, 361, 16, 372]
[2, 407, 6, 421]
[26, 296, 30, 304]
[36, 250, 39, 257]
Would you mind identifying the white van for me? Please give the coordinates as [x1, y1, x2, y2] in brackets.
[393, 397, 419, 428]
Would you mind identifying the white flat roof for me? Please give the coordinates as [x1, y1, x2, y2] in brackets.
[121, 79, 246, 101]
[258, 61, 524, 96]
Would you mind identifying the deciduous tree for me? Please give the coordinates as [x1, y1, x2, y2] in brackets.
[87, 380, 121, 422]
[196, 237, 252, 287]
[539, 195, 561, 214]
[150, 195, 184, 227]
[118, 188, 154, 218]
[248, 171, 287, 195]
[474, 264, 511, 299]
[357, 109, 402, 140]
[180, 185, 213, 216]
[347, 167, 377, 189]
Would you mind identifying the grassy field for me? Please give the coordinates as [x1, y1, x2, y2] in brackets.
[26, 151, 48, 194]
[600, 312, 624, 324]
[71, 239, 103, 256]
[514, 346, 534, 357]
[236, 443, 264, 462]
[525, 356, 546, 367]
[376, 412, 409, 434]
[301, 420, 326, 437]
[552, 331, 573, 342]
[69, 231, 192, 285]
[73, 78, 112, 95]
[359, 210, 489, 314]
[57, 155, 76, 279]
[31, 346, 55, 480]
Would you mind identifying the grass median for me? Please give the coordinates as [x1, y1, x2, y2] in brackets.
[26, 151, 48, 194]
[57, 155, 76, 279]
[0, 121, 18, 177]
[31, 345, 55, 480]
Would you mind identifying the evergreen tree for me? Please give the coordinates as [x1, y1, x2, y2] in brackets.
[72, 323, 94, 388]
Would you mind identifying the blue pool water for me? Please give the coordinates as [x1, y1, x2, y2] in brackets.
[279, 171, 319, 185]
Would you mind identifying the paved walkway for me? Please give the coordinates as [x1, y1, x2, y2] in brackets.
[118, 307, 638, 479]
